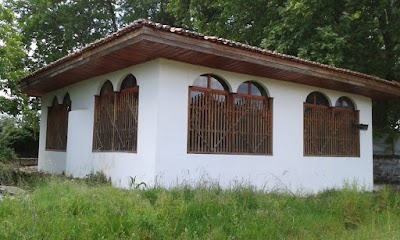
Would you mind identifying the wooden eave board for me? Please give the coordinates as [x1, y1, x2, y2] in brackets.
[20, 26, 400, 99]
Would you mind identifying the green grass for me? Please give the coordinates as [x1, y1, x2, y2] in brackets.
[1, 172, 400, 239]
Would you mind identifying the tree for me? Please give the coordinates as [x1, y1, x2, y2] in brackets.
[5, 0, 400, 137]
[0, 3, 27, 116]
[119, 0, 176, 25]
[167, 0, 284, 46]
[7, 0, 119, 71]
[1, 3, 40, 159]
[259, 0, 400, 134]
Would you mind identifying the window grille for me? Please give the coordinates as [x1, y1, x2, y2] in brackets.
[93, 76, 139, 152]
[304, 93, 360, 157]
[188, 76, 273, 155]
[46, 94, 71, 151]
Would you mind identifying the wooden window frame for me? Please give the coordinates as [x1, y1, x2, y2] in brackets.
[93, 78, 139, 153]
[188, 78, 273, 155]
[45, 94, 71, 151]
[303, 93, 360, 157]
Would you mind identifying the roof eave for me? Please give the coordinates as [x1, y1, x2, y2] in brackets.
[20, 24, 400, 100]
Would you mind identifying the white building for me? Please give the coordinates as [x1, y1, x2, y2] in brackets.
[20, 20, 400, 192]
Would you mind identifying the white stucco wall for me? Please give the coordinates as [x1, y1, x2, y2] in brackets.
[66, 109, 93, 178]
[154, 59, 373, 193]
[38, 58, 373, 193]
[39, 60, 161, 187]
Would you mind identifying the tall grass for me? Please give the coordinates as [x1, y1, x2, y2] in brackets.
[1, 177, 400, 239]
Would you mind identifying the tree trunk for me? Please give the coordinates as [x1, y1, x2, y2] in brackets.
[105, 0, 118, 31]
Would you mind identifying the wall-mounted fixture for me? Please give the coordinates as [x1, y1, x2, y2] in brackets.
[353, 123, 369, 131]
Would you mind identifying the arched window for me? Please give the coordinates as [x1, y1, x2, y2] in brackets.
[188, 74, 229, 154]
[93, 81, 115, 151]
[305, 92, 329, 106]
[237, 81, 267, 96]
[304, 92, 359, 157]
[335, 97, 354, 109]
[232, 81, 272, 154]
[63, 93, 71, 111]
[193, 74, 229, 91]
[51, 97, 59, 106]
[93, 76, 139, 152]
[46, 94, 70, 151]
[188, 77, 273, 155]
[116, 74, 139, 151]
[100, 80, 114, 95]
[304, 92, 331, 156]
[333, 97, 359, 156]
[120, 74, 137, 91]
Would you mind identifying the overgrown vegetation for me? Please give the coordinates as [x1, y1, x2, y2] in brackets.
[1, 166, 400, 239]
[0, 116, 39, 162]
[0, 117, 18, 163]
[0, 162, 45, 187]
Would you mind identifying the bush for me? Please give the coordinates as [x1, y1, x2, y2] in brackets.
[0, 115, 39, 161]
[0, 117, 17, 163]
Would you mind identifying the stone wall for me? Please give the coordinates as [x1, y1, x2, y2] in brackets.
[374, 155, 400, 183]
[18, 158, 38, 166]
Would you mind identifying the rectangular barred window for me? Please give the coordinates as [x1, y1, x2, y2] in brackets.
[93, 76, 139, 152]
[93, 93, 115, 151]
[303, 95, 360, 157]
[188, 86, 273, 155]
[46, 94, 71, 151]
[114, 88, 139, 151]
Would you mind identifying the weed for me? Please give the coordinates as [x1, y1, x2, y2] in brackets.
[85, 171, 111, 185]
[128, 176, 147, 189]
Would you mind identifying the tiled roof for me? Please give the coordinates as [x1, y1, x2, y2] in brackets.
[21, 19, 396, 88]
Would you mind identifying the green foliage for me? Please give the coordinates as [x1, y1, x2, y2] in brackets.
[0, 162, 17, 184]
[0, 4, 39, 158]
[2, 0, 400, 140]
[85, 171, 111, 186]
[0, 115, 39, 160]
[1, 178, 400, 239]
[0, 117, 17, 162]
[0, 3, 26, 87]
[129, 176, 147, 189]
[258, 0, 400, 134]
[0, 3, 29, 116]
[6, 0, 119, 70]
[0, 161, 46, 186]
[167, 0, 400, 134]
[167, 0, 284, 46]
[120, 0, 176, 25]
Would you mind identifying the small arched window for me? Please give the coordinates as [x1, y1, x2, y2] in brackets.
[193, 74, 229, 91]
[304, 91, 330, 156]
[51, 97, 59, 107]
[120, 74, 137, 91]
[63, 93, 70, 104]
[237, 81, 267, 96]
[305, 92, 329, 106]
[335, 97, 354, 110]
[100, 81, 114, 95]
[63, 93, 71, 111]
[46, 94, 70, 151]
